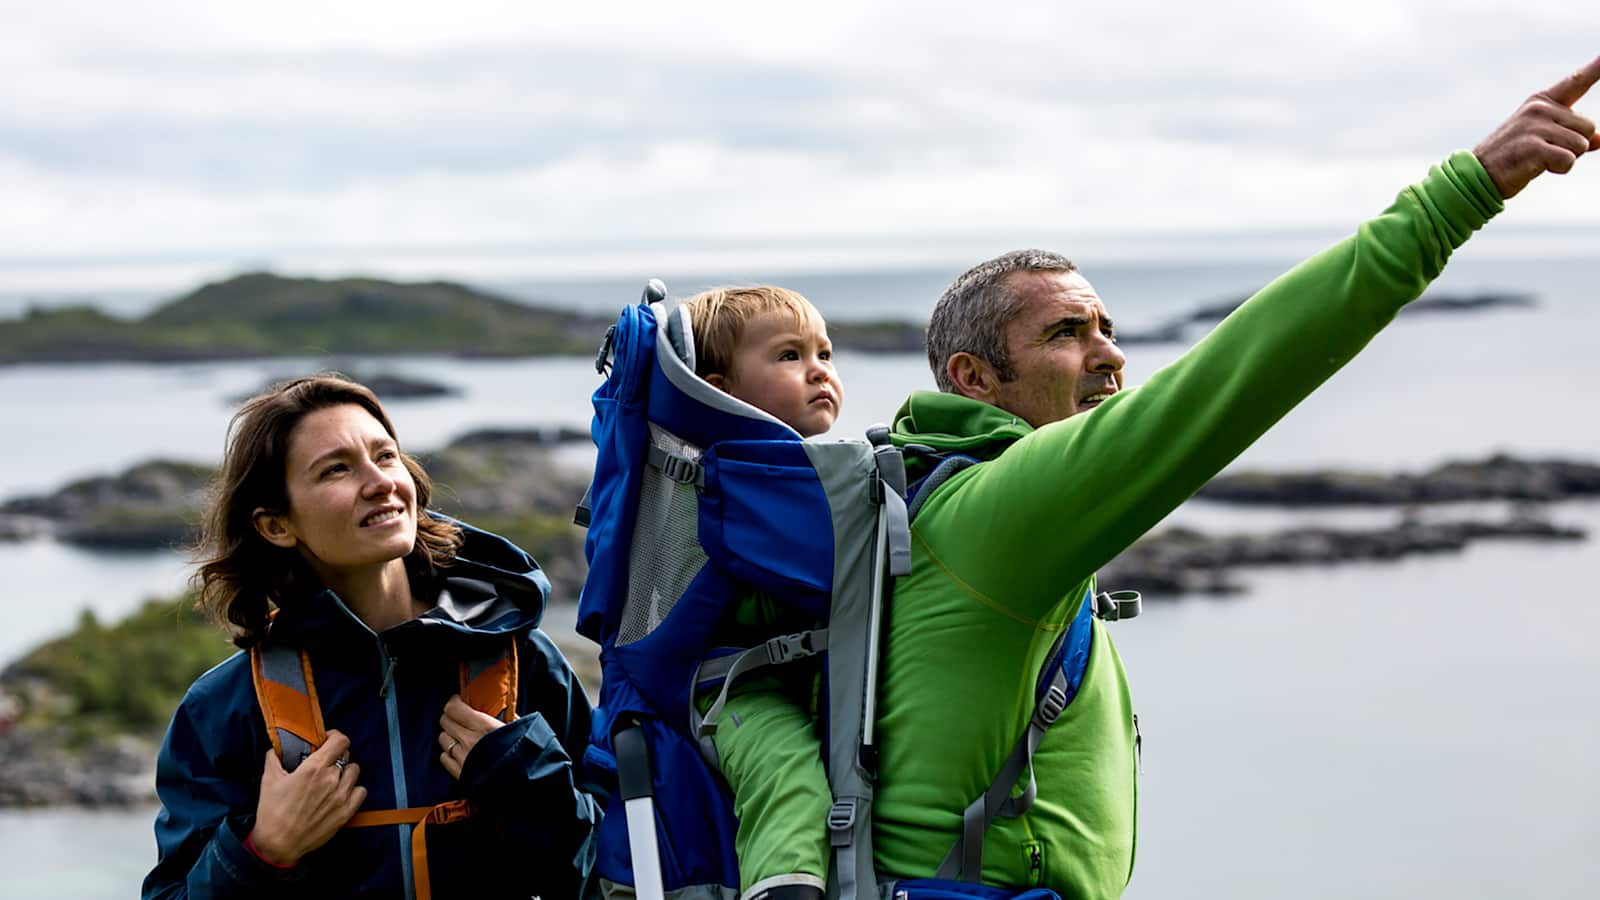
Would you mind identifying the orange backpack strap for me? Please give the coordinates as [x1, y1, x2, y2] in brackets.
[459, 636, 518, 723]
[347, 637, 516, 900]
[250, 643, 327, 771]
[254, 635, 517, 900]
[347, 800, 476, 900]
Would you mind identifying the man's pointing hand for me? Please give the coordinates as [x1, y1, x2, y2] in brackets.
[1474, 55, 1600, 199]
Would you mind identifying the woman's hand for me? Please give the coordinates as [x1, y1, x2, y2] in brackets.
[248, 730, 367, 866]
[438, 695, 507, 779]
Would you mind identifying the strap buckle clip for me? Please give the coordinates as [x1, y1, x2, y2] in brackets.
[828, 799, 857, 846]
[660, 454, 700, 485]
[1035, 684, 1068, 729]
[765, 631, 819, 665]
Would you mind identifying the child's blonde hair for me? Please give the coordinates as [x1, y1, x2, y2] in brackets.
[681, 286, 819, 378]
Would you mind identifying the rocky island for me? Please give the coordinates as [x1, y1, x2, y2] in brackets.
[0, 272, 929, 363]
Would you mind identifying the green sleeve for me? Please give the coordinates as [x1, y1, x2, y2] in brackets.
[917, 152, 1503, 615]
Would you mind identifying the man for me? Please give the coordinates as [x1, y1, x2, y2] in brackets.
[871, 57, 1600, 896]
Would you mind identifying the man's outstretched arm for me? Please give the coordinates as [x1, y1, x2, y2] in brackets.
[926, 55, 1599, 613]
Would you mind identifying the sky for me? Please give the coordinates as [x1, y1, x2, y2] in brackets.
[2, 1, 1599, 294]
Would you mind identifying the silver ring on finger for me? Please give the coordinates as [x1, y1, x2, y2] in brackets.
[445, 738, 459, 754]
[333, 757, 347, 771]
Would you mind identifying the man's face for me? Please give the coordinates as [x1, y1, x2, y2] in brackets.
[991, 270, 1126, 428]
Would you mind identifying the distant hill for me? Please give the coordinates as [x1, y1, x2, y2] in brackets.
[0, 273, 614, 363]
[0, 272, 926, 363]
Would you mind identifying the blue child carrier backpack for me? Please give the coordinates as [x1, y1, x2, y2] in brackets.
[574, 282, 1141, 900]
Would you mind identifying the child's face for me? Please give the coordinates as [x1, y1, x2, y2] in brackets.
[709, 308, 843, 437]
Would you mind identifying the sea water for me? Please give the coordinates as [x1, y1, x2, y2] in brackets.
[2, 246, 1598, 898]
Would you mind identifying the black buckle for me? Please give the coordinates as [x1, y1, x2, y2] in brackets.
[594, 324, 617, 375]
[660, 454, 700, 485]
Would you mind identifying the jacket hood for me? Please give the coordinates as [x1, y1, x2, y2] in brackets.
[890, 390, 1035, 481]
[266, 516, 551, 651]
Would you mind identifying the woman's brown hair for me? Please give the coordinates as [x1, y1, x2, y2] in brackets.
[192, 374, 462, 647]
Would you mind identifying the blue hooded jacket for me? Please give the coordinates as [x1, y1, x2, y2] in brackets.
[143, 521, 602, 899]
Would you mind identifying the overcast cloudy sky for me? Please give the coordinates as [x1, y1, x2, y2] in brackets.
[2, 1, 1597, 292]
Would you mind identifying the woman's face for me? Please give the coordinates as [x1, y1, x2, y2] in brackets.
[263, 403, 419, 582]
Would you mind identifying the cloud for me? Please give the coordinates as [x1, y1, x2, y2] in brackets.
[2, 0, 1599, 280]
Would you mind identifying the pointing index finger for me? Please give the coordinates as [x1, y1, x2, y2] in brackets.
[1544, 55, 1600, 107]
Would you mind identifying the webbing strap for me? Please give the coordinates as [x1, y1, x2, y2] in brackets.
[934, 590, 1092, 882]
[881, 481, 912, 578]
[936, 668, 1066, 881]
[411, 800, 476, 900]
[348, 806, 434, 827]
[646, 443, 705, 487]
[251, 635, 513, 898]
[827, 798, 861, 900]
[348, 799, 477, 900]
[692, 629, 827, 739]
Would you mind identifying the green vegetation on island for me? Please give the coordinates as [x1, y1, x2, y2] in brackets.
[6, 597, 232, 740]
[0, 272, 928, 363]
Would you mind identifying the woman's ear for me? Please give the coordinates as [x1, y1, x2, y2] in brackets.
[252, 508, 298, 549]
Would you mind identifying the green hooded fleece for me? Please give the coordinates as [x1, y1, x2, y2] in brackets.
[871, 152, 1503, 896]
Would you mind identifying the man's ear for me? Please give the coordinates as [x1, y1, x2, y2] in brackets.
[252, 508, 297, 549]
[946, 352, 999, 404]
[704, 372, 733, 395]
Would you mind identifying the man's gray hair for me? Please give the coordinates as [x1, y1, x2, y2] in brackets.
[926, 249, 1077, 393]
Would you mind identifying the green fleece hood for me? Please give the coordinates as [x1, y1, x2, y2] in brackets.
[890, 390, 1035, 480]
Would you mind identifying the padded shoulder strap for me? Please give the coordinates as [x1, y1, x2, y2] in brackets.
[905, 452, 980, 521]
[460, 637, 519, 723]
[250, 643, 327, 772]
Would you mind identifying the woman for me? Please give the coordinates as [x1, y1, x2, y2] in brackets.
[143, 375, 601, 899]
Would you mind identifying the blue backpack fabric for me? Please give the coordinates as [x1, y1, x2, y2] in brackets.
[576, 288, 910, 900]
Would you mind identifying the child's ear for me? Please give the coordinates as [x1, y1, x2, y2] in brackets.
[252, 508, 298, 549]
[704, 373, 732, 395]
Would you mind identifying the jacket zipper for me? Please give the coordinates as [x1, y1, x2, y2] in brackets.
[380, 654, 398, 697]
[377, 642, 415, 899]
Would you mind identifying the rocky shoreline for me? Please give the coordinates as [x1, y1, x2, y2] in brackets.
[1116, 290, 1534, 344]
[1200, 454, 1600, 506]
[3, 450, 1595, 808]
[0, 722, 158, 809]
[1102, 509, 1585, 595]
